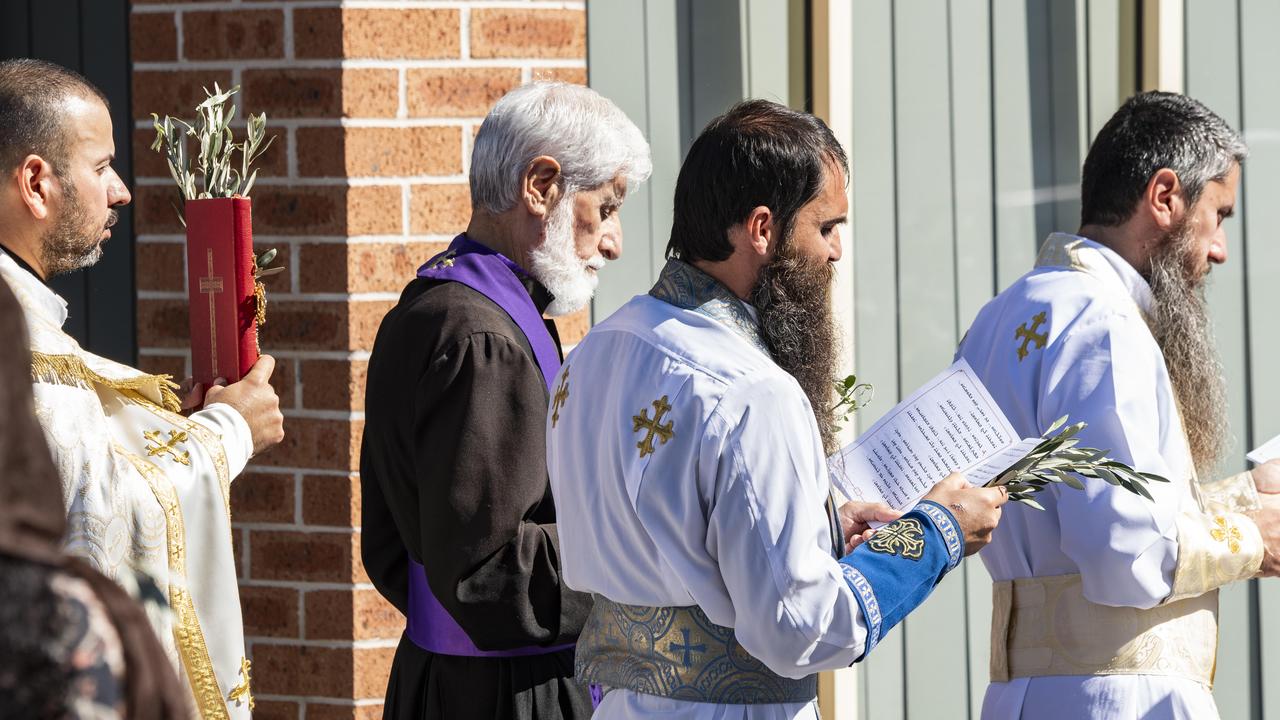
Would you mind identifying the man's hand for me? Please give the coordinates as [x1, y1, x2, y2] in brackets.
[1251, 493, 1280, 577]
[178, 376, 228, 413]
[839, 501, 901, 554]
[203, 355, 285, 456]
[1252, 460, 1280, 494]
[921, 473, 1009, 556]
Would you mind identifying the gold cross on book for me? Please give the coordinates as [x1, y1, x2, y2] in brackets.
[633, 395, 675, 458]
[143, 429, 191, 466]
[199, 249, 225, 378]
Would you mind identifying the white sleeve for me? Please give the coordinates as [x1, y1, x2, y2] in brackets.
[1041, 310, 1182, 609]
[701, 375, 867, 678]
[190, 402, 254, 480]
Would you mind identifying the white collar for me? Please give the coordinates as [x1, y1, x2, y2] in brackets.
[0, 248, 69, 328]
[1034, 232, 1155, 317]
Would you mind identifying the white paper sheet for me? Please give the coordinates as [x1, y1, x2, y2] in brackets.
[1248, 435, 1280, 465]
[829, 359, 1039, 515]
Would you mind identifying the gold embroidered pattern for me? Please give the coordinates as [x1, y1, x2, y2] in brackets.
[551, 367, 570, 428]
[1015, 312, 1048, 361]
[227, 657, 255, 710]
[198, 249, 225, 379]
[1211, 516, 1243, 554]
[117, 447, 229, 720]
[121, 390, 232, 519]
[144, 429, 192, 466]
[426, 250, 457, 270]
[632, 395, 674, 458]
[867, 518, 926, 560]
[31, 351, 181, 413]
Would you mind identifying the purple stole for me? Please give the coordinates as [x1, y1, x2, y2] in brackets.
[407, 234, 570, 657]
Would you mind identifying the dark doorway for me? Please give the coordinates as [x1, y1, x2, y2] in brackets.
[1, 0, 136, 364]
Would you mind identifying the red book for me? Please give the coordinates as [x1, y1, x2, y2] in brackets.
[184, 197, 260, 387]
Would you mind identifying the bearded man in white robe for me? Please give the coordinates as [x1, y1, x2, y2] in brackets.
[958, 91, 1280, 719]
[0, 58, 285, 719]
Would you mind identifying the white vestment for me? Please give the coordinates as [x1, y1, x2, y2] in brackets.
[1, 249, 256, 719]
[548, 290, 870, 720]
[957, 233, 1262, 720]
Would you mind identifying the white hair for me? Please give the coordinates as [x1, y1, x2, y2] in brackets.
[469, 82, 652, 214]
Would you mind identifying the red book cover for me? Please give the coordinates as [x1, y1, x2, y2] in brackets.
[184, 197, 260, 386]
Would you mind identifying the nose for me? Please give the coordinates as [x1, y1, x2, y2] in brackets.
[828, 229, 843, 263]
[108, 169, 131, 207]
[600, 228, 622, 261]
[1208, 233, 1227, 265]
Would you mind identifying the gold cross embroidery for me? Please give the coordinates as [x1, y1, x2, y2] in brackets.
[1211, 516, 1243, 554]
[227, 657, 255, 709]
[551, 367, 570, 428]
[1015, 311, 1048, 361]
[426, 250, 456, 270]
[867, 518, 926, 560]
[199, 249, 225, 378]
[142, 430, 191, 466]
[632, 395, 675, 458]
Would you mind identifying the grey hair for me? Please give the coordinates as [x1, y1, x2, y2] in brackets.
[469, 82, 652, 214]
[1081, 91, 1248, 227]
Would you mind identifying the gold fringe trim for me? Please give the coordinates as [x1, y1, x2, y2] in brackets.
[32, 351, 182, 413]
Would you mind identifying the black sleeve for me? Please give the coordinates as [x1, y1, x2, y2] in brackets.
[415, 332, 590, 650]
[359, 458, 409, 615]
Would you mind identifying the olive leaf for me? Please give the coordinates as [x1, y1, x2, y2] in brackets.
[150, 83, 276, 221]
[987, 416, 1168, 508]
[832, 374, 875, 435]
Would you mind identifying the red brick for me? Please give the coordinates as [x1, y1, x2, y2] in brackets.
[297, 126, 462, 178]
[265, 354, 297, 411]
[296, 8, 460, 60]
[136, 298, 189, 349]
[251, 185, 402, 237]
[133, 128, 286, 185]
[133, 128, 171, 179]
[409, 184, 471, 235]
[406, 68, 521, 118]
[135, 242, 185, 292]
[132, 70, 234, 121]
[298, 242, 445, 294]
[253, 644, 352, 697]
[184, 10, 284, 60]
[233, 527, 245, 579]
[255, 300, 392, 353]
[230, 471, 295, 523]
[470, 9, 585, 59]
[248, 529, 358, 583]
[131, 12, 178, 62]
[134, 184, 187, 235]
[306, 705, 383, 720]
[250, 700, 299, 720]
[240, 585, 299, 638]
[301, 474, 359, 527]
[304, 588, 402, 641]
[136, 353, 187, 379]
[531, 67, 588, 85]
[299, 358, 368, 412]
[242, 69, 400, 120]
[252, 417, 363, 472]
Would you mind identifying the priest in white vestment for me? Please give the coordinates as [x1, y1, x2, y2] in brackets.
[548, 100, 1009, 719]
[0, 59, 286, 719]
[958, 92, 1280, 720]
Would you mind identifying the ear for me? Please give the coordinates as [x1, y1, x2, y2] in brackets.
[521, 155, 562, 219]
[1144, 168, 1185, 230]
[16, 154, 54, 221]
[742, 206, 774, 257]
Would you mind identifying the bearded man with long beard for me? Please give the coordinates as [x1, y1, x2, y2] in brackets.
[360, 82, 652, 720]
[957, 91, 1280, 720]
[546, 100, 1007, 719]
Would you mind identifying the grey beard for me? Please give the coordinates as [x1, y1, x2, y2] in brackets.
[41, 189, 105, 278]
[1147, 224, 1229, 475]
[750, 245, 840, 456]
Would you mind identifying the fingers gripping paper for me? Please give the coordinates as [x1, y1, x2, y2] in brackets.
[829, 359, 1040, 513]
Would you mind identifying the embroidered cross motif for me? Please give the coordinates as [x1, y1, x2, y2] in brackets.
[632, 395, 675, 458]
[1015, 311, 1049, 361]
[1211, 516, 1243, 554]
[199, 249, 224, 378]
[667, 628, 706, 668]
[867, 518, 926, 560]
[426, 250, 457, 270]
[551, 368, 570, 428]
[227, 657, 255, 709]
[143, 430, 191, 466]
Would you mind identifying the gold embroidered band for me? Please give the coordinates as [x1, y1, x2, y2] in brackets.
[1166, 509, 1263, 603]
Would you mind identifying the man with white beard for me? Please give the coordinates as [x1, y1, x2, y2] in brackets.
[958, 91, 1280, 719]
[359, 82, 652, 720]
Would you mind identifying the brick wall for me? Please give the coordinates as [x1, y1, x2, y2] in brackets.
[128, 2, 587, 717]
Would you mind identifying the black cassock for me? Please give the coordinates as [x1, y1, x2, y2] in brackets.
[361, 275, 592, 720]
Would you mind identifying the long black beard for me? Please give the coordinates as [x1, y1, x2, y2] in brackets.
[1146, 223, 1229, 474]
[750, 243, 840, 455]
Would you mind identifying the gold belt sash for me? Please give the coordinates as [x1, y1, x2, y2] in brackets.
[990, 574, 1218, 687]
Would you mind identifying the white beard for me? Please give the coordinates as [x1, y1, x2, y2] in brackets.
[528, 195, 602, 317]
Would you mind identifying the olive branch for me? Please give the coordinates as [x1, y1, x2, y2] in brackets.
[989, 416, 1169, 510]
[833, 374, 874, 434]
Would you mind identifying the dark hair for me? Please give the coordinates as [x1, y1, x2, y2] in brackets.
[1081, 91, 1247, 227]
[667, 99, 848, 263]
[0, 58, 109, 176]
